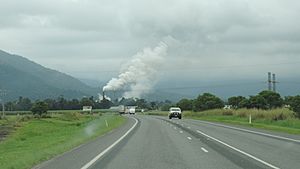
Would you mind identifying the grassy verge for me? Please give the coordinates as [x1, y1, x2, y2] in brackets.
[146, 109, 300, 134]
[3, 109, 116, 115]
[0, 113, 126, 169]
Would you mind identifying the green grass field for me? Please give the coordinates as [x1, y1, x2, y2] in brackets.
[2, 109, 115, 115]
[0, 112, 126, 169]
[146, 108, 300, 134]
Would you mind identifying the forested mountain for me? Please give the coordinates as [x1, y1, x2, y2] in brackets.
[0, 50, 97, 101]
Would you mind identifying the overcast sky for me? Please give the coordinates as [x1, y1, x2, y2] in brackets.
[1, 0, 300, 83]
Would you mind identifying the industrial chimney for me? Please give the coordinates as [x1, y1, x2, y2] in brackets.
[102, 90, 105, 100]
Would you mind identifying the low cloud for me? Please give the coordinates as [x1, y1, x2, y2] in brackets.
[0, 0, 300, 81]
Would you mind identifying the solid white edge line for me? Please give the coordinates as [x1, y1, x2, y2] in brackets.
[196, 130, 280, 169]
[201, 147, 208, 153]
[198, 121, 300, 143]
[80, 117, 138, 169]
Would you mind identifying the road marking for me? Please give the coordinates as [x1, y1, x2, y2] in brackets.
[179, 131, 183, 133]
[80, 117, 138, 169]
[196, 130, 280, 169]
[187, 137, 192, 140]
[196, 121, 300, 144]
[201, 147, 208, 153]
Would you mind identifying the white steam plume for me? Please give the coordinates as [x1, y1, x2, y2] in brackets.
[103, 42, 168, 98]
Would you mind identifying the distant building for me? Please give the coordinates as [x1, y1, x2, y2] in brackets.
[223, 105, 232, 110]
[82, 106, 92, 112]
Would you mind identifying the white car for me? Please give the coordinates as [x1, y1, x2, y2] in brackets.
[169, 107, 182, 119]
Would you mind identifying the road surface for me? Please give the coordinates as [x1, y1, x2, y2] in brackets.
[34, 115, 300, 169]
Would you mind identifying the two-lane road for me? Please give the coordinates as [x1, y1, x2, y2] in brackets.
[35, 115, 300, 169]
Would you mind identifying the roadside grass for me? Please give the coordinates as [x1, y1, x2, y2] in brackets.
[146, 108, 300, 134]
[0, 112, 126, 169]
[3, 109, 115, 115]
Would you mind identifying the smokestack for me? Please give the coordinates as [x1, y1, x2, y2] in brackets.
[272, 73, 276, 92]
[102, 90, 105, 100]
[268, 72, 272, 91]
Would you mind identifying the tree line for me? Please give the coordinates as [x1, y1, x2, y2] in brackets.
[176, 90, 300, 118]
[4, 90, 300, 118]
[4, 96, 112, 112]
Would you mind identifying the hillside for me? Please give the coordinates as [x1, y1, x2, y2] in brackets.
[0, 50, 97, 101]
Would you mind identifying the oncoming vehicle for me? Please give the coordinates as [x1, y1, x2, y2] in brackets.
[169, 107, 182, 119]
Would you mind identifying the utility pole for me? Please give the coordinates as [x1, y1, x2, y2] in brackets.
[268, 72, 272, 91]
[0, 89, 7, 118]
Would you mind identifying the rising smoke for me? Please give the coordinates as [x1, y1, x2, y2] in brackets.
[103, 42, 168, 98]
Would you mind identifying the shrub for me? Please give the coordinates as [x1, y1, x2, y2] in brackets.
[31, 101, 49, 116]
[288, 95, 300, 118]
[222, 110, 233, 116]
[60, 112, 82, 121]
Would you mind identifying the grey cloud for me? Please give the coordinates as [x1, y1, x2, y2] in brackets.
[0, 0, 300, 81]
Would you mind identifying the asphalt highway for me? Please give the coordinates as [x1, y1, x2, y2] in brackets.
[34, 115, 300, 169]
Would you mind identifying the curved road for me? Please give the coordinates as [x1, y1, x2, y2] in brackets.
[34, 115, 300, 169]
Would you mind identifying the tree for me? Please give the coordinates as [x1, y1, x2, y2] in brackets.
[288, 95, 300, 118]
[16, 97, 32, 111]
[177, 98, 193, 111]
[80, 97, 93, 107]
[248, 95, 267, 109]
[150, 101, 158, 110]
[258, 90, 283, 109]
[160, 104, 173, 111]
[228, 96, 247, 109]
[193, 93, 224, 111]
[57, 95, 67, 110]
[284, 96, 294, 106]
[239, 98, 251, 109]
[31, 101, 49, 116]
[135, 99, 148, 109]
[100, 99, 113, 109]
[5, 101, 16, 111]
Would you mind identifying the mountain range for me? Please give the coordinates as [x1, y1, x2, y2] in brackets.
[1, 49, 299, 102]
[0, 50, 98, 101]
[0, 50, 187, 102]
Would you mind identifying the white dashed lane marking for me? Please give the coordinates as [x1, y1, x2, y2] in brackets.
[195, 130, 280, 169]
[187, 137, 192, 140]
[201, 147, 208, 153]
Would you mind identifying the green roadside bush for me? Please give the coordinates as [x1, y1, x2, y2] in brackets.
[288, 95, 300, 118]
[31, 101, 49, 116]
[59, 112, 82, 121]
